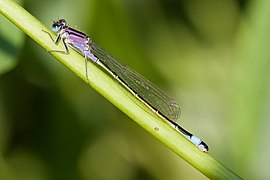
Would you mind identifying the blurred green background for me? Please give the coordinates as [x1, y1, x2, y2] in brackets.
[1, 0, 270, 179]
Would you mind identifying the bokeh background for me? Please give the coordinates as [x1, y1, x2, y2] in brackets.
[1, 0, 270, 179]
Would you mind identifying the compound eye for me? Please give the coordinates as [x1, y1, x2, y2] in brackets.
[59, 19, 66, 24]
[52, 24, 61, 32]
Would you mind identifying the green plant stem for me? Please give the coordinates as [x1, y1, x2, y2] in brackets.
[0, 0, 242, 179]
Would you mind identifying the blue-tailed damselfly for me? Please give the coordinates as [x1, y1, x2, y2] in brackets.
[43, 19, 209, 152]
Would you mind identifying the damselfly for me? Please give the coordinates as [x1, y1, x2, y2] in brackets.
[43, 19, 209, 152]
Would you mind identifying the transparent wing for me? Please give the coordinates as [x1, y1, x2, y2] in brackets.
[90, 41, 181, 121]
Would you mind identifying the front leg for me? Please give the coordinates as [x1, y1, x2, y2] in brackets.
[42, 30, 69, 54]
